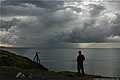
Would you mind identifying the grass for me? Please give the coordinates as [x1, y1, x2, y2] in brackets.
[45, 71, 103, 78]
[0, 66, 44, 72]
[0, 49, 48, 71]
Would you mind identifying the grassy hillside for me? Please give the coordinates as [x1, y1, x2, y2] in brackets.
[0, 49, 48, 72]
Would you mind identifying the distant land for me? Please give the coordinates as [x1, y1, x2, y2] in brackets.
[1, 46, 120, 49]
[0, 46, 120, 49]
[0, 46, 34, 49]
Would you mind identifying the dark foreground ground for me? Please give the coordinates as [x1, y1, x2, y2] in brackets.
[0, 72, 120, 80]
[0, 72, 92, 80]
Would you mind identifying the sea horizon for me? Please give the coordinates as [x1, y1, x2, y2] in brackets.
[1, 48, 120, 77]
[1, 46, 120, 49]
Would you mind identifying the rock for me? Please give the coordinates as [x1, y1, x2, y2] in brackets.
[67, 74, 74, 77]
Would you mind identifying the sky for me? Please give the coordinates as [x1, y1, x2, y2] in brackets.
[0, 0, 120, 48]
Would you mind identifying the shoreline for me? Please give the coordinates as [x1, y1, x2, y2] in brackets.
[0, 49, 120, 80]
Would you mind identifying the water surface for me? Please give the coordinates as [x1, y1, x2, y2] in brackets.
[2, 48, 120, 77]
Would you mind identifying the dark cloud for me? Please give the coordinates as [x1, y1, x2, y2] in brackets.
[1, 0, 81, 17]
[51, 20, 110, 43]
[0, 18, 20, 31]
[1, 0, 64, 8]
[0, 9, 77, 47]
[1, 0, 64, 16]
[38, 10, 77, 28]
[1, 3, 44, 16]
[0, 1, 120, 47]
[48, 10, 120, 43]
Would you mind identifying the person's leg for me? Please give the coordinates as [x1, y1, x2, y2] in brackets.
[77, 63, 81, 76]
[81, 64, 85, 76]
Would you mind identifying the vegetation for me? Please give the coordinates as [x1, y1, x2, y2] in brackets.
[42, 71, 104, 78]
[0, 49, 48, 72]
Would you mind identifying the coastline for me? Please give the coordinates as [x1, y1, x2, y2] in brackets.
[0, 49, 120, 80]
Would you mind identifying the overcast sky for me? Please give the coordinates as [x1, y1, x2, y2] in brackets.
[0, 0, 120, 48]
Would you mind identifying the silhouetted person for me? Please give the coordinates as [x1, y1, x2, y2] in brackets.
[77, 51, 85, 76]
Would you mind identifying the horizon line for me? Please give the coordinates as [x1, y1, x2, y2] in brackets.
[0, 46, 120, 49]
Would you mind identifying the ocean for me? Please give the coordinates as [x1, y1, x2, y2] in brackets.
[1, 48, 120, 77]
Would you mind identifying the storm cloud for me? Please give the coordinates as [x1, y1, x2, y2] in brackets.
[0, 0, 120, 47]
[0, 18, 20, 31]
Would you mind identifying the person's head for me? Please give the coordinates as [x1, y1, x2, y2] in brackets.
[78, 51, 82, 55]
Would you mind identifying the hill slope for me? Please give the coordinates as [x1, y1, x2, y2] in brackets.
[0, 49, 48, 72]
